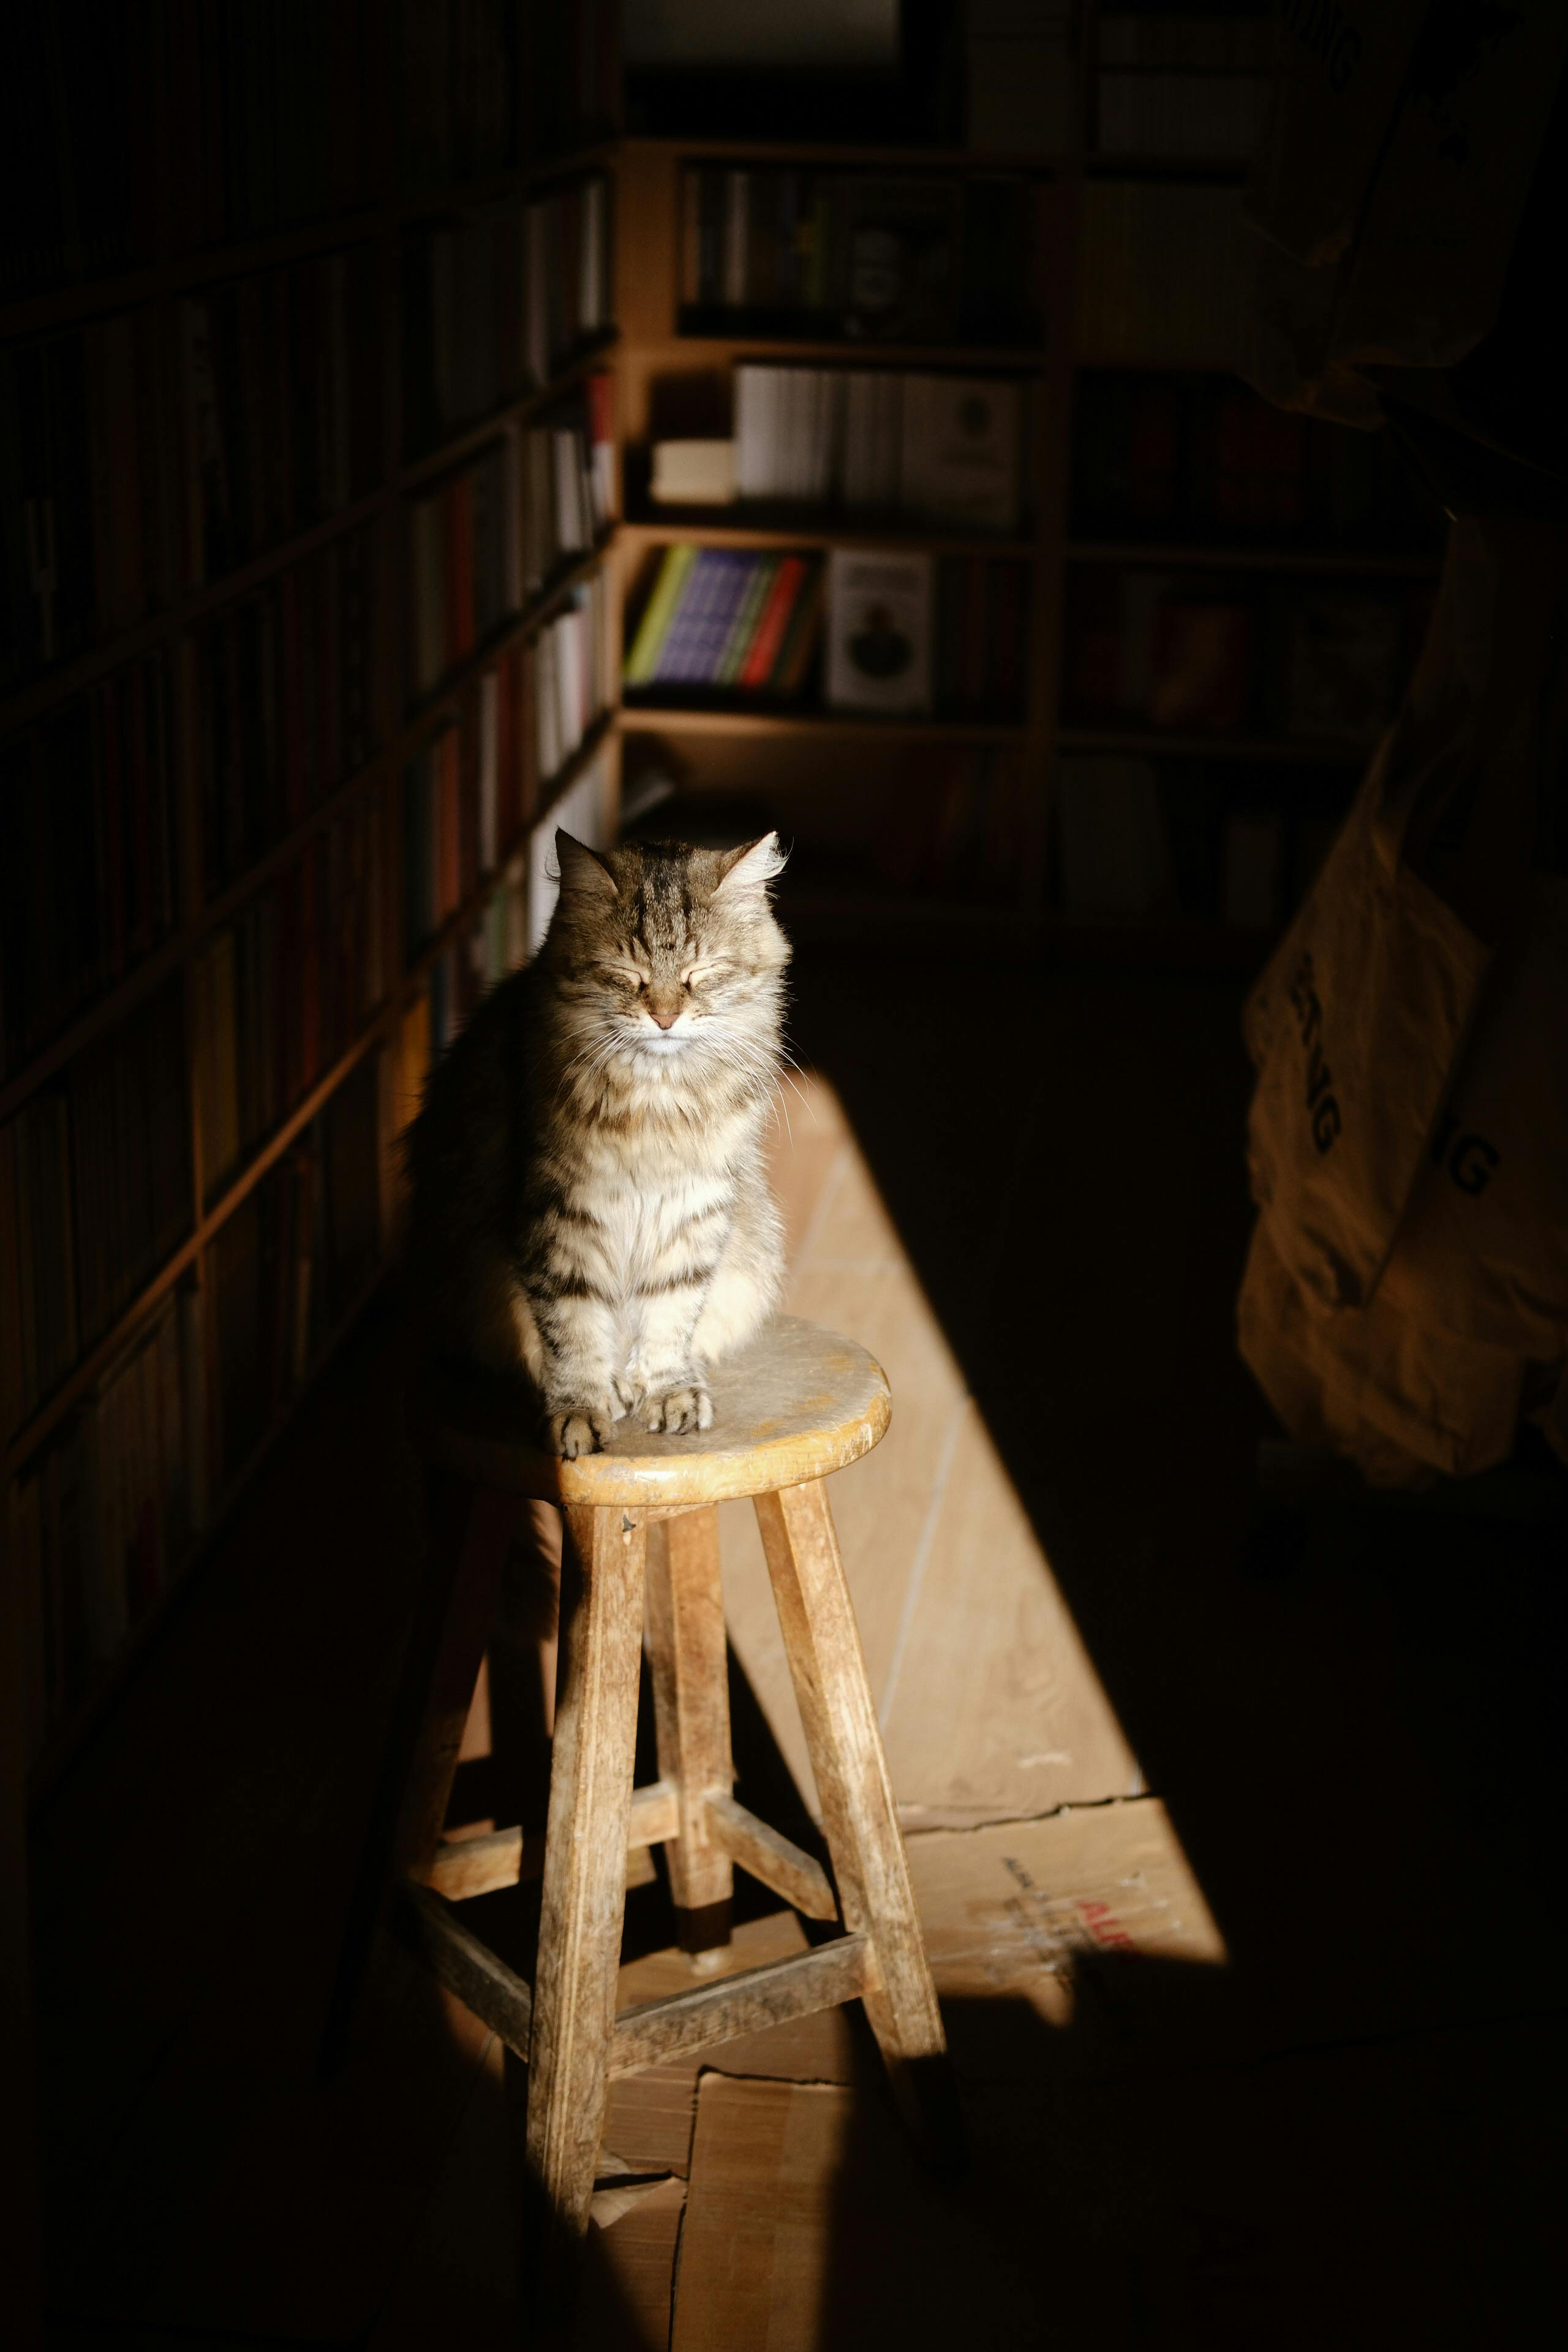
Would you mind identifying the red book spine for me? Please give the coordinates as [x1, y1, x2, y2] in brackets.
[740, 557, 805, 690]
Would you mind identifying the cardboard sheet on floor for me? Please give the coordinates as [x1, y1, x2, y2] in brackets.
[908, 1795, 1226, 2028]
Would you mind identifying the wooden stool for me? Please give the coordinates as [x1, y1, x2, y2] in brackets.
[330, 1316, 952, 2324]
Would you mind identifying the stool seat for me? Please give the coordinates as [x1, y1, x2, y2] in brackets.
[412, 1314, 891, 1509]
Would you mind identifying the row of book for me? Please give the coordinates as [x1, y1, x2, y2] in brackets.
[869, 746, 1031, 904]
[521, 381, 616, 595]
[401, 647, 533, 958]
[727, 366, 1025, 535]
[624, 544, 1033, 722]
[1093, 74, 1269, 159]
[398, 0, 522, 194]
[1, 980, 190, 1442]
[400, 176, 611, 458]
[1077, 181, 1250, 371]
[407, 437, 524, 703]
[193, 799, 386, 1205]
[183, 246, 386, 586]
[0, 654, 178, 1082]
[404, 742, 614, 1096]
[191, 524, 382, 897]
[206, 1047, 383, 1489]
[1055, 754, 1348, 933]
[1093, 1, 1273, 162]
[1072, 373, 1442, 549]
[1, 2, 379, 301]
[1, 314, 180, 690]
[10, 1030, 389, 1768]
[531, 572, 614, 789]
[679, 167, 1037, 347]
[625, 548, 824, 701]
[9, 1284, 206, 1770]
[1063, 568, 1427, 746]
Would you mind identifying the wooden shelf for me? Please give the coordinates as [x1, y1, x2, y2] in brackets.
[1066, 540, 1442, 578]
[647, 333, 1046, 369]
[1057, 727, 1371, 767]
[618, 706, 1030, 745]
[625, 134, 1064, 175]
[622, 512, 1038, 559]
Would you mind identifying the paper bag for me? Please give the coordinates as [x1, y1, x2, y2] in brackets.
[1243, 726, 1491, 1316]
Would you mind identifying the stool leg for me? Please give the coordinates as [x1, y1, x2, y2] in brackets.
[754, 1480, 954, 2149]
[320, 1469, 516, 2072]
[644, 1506, 734, 1959]
[526, 1502, 646, 2323]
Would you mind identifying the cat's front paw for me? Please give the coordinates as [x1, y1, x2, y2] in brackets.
[546, 1401, 616, 1457]
[638, 1384, 714, 1436]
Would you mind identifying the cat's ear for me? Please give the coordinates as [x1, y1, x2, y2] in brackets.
[713, 831, 787, 899]
[555, 829, 617, 898]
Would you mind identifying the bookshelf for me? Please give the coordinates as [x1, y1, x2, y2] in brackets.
[608, 133, 1068, 935]
[2, 3, 624, 1793]
[603, 3, 1443, 952]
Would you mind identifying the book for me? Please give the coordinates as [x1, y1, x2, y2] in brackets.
[1055, 756, 1172, 915]
[900, 375, 1023, 534]
[187, 525, 380, 897]
[624, 545, 697, 684]
[406, 431, 521, 702]
[1077, 182, 1250, 370]
[825, 550, 935, 717]
[0, 652, 178, 1082]
[195, 798, 385, 1204]
[679, 165, 1034, 345]
[180, 244, 385, 587]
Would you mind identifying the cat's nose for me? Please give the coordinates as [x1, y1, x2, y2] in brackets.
[649, 1006, 679, 1030]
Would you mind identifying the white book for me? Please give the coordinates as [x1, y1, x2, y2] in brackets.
[554, 428, 586, 552]
[1054, 757, 1170, 915]
[478, 666, 499, 873]
[559, 609, 586, 756]
[841, 374, 875, 509]
[805, 371, 837, 507]
[734, 364, 765, 499]
[876, 373, 904, 508]
[537, 630, 562, 780]
[824, 548, 934, 715]
[900, 375, 1022, 533]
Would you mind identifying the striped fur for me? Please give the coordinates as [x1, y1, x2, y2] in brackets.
[405, 829, 790, 1455]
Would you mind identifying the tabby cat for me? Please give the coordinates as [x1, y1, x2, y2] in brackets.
[405, 829, 790, 1456]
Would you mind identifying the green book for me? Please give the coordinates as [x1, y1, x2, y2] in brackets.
[624, 545, 697, 686]
[712, 556, 779, 689]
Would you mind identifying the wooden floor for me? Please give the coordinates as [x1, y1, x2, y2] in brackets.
[31, 950, 1568, 2348]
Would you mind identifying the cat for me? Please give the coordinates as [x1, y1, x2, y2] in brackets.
[404, 828, 790, 1457]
